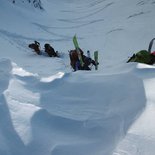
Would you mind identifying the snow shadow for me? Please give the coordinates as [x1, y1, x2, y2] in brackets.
[27, 109, 112, 155]
[28, 105, 131, 155]
[0, 59, 25, 155]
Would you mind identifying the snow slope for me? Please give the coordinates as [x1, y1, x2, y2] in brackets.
[0, 0, 155, 155]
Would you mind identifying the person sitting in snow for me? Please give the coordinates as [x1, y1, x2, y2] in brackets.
[127, 38, 155, 65]
[69, 48, 98, 71]
[28, 41, 41, 55]
[44, 43, 59, 57]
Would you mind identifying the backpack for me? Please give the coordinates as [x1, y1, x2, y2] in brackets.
[69, 50, 79, 71]
[127, 38, 155, 65]
[127, 50, 153, 64]
[44, 43, 57, 57]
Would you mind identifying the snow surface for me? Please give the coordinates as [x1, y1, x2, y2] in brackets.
[0, 0, 155, 155]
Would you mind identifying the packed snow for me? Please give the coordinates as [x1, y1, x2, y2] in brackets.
[0, 0, 155, 155]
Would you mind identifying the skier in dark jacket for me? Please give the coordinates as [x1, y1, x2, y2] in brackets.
[28, 41, 41, 55]
[44, 43, 59, 57]
[80, 49, 97, 70]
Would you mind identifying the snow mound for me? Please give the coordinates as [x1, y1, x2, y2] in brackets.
[0, 59, 146, 155]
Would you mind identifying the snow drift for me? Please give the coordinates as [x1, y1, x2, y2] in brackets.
[0, 58, 146, 155]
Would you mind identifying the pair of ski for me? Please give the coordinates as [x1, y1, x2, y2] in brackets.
[73, 35, 98, 70]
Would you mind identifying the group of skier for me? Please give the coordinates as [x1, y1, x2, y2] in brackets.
[28, 40, 99, 71]
[28, 38, 155, 71]
[28, 41, 59, 57]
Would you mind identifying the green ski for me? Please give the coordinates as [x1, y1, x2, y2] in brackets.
[73, 35, 84, 67]
[94, 51, 99, 70]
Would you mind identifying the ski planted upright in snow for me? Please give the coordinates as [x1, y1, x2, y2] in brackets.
[94, 51, 99, 70]
[73, 35, 84, 67]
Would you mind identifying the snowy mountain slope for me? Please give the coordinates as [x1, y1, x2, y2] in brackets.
[1, 0, 155, 72]
[0, 0, 155, 155]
